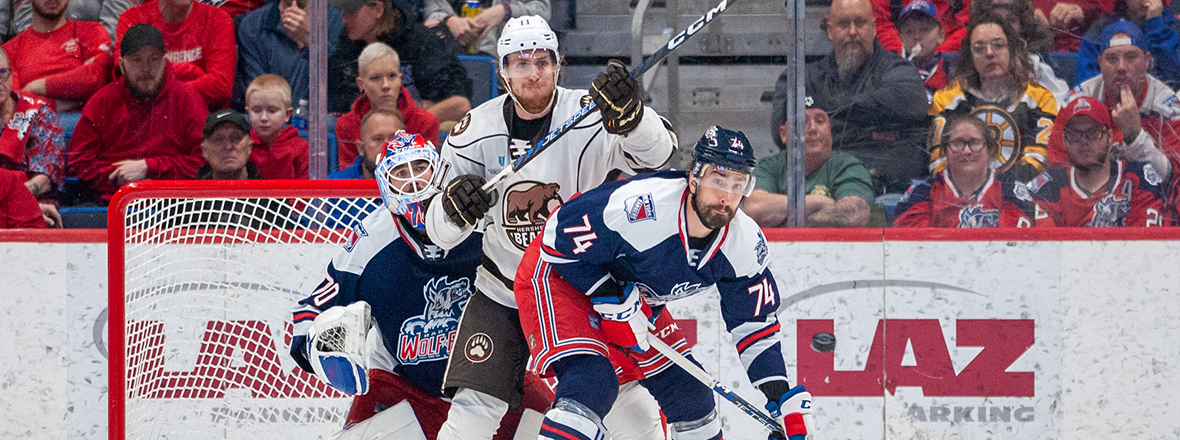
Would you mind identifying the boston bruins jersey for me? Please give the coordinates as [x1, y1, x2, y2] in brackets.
[427, 87, 675, 308]
[929, 82, 1058, 181]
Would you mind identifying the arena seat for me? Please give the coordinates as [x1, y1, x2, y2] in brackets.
[459, 54, 500, 107]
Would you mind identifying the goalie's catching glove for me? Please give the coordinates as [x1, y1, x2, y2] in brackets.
[590, 282, 653, 352]
[761, 381, 814, 440]
[307, 301, 372, 395]
[590, 60, 644, 136]
[442, 174, 492, 227]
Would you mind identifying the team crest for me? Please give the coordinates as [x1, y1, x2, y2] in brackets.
[625, 193, 656, 223]
[958, 205, 1001, 228]
[1143, 163, 1162, 186]
[1013, 182, 1033, 201]
[397, 276, 471, 365]
[343, 221, 368, 252]
[502, 181, 564, 251]
[1028, 173, 1052, 193]
[809, 185, 831, 198]
[465, 333, 494, 363]
[1089, 195, 1130, 227]
[755, 231, 769, 265]
[580, 94, 593, 107]
[969, 105, 1020, 172]
[451, 113, 471, 136]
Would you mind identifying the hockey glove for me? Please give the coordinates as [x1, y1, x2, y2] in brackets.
[761, 382, 814, 440]
[590, 282, 653, 352]
[590, 60, 644, 136]
[442, 174, 492, 227]
[308, 301, 372, 395]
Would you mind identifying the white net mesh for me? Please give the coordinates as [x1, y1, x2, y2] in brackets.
[113, 184, 382, 440]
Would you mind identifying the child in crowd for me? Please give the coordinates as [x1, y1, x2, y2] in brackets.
[897, 0, 949, 101]
[244, 74, 309, 179]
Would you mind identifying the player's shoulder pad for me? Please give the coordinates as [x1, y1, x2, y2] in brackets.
[720, 211, 771, 278]
[595, 171, 686, 252]
[332, 211, 398, 274]
[444, 95, 512, 147]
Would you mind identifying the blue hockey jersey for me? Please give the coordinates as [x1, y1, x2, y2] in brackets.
[290, 210, 483, 397]
[538, 170, 787, 387]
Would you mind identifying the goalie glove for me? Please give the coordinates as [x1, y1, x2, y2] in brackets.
[761, 382, 814, 440]
[441, 174, 492, 227]
[590, 59, 644, 136]
[308, 301, 372, 395]
[590, 282, 652, 352]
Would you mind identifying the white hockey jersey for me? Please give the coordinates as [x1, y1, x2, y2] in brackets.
[426, 87, 675, 308]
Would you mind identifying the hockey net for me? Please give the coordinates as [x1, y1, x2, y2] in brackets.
[108, 180, 383, 440]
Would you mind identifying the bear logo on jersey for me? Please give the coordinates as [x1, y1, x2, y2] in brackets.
[397, 276, 472, 365]
[625, 193, 656, 223]
[970, 105, 1021, 172]
[959, 205, 1001, 228]
[503, 181, 564, 250]
[451, 113, 472, 136]
[1090, 194, 1130, 227]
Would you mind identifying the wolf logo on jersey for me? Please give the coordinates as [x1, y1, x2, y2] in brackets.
[959, 205, 1001, 228]
[397, 276, 472, 365]
[1090, 195, 1131, 227]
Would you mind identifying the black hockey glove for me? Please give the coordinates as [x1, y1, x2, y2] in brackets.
[590, 59, 644, 136]
[442, 174, 492, 227]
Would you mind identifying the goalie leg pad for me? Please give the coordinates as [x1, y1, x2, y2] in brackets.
[331, 400, 427, 440]
[436, 388, 510, 440]
[539, 398, 612, 440]
[309, 301, 372, 395]
[668, 408, 721, 440]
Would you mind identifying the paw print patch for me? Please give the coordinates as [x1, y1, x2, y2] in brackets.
[465, 333, 494, 363]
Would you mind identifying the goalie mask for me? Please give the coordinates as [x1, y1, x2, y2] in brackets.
[375, 131, 450, 229]
[690, 126, 758, 197]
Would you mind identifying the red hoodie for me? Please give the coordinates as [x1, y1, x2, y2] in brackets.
[872, 0, 969, 55]
[0, 169, 44, 229]
[335, 86, 440, 171]
[3, 20, 113, 106]
[115, 0, 236, 110]
[67, 67, 208, 203]
[250, 125, 309, 179]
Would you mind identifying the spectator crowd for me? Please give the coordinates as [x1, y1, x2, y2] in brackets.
[0, 0, 1177, 229]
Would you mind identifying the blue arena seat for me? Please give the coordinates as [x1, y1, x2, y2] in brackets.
[59, 112, 81, 141]
[459, 54, 500, 107]
[60, 206, 107, 229]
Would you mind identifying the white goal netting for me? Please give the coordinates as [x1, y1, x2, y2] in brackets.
[109, 181, 382, 440]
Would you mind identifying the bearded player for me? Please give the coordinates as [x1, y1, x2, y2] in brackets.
[425, 15, 677, 440]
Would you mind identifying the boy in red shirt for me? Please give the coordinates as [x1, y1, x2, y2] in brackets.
[244, 74, 308, 179]
[3, 0, 113, 112]
[114, 0, 236, 109]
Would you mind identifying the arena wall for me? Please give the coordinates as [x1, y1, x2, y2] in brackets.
[2, 229, 1177, 439]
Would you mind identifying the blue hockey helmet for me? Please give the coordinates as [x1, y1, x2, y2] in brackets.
[690, 126, 758, 196]
[375, 131, 450, 228]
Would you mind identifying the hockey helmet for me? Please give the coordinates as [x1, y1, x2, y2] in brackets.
[497, 15, 559, 78]
[690, 126, 758, 196]
[375, 131, 450, 228]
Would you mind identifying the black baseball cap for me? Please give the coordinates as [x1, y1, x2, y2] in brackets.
[121, 23, 166, 57]
[204, 109, 251, 138]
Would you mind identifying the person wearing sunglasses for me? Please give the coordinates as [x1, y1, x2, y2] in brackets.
[895, 114, 1043, 227]
[928, 12, 1058, 184]
[1029, 96, 1169, 227]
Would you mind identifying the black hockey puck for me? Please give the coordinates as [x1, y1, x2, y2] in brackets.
[811, 332, 836, 353]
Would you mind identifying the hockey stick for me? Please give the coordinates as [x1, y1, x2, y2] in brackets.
[645, 327, 786, 435]
[481, 0, 736, 191]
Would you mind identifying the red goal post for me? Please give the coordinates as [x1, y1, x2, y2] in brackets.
[107, 180, 381, 440]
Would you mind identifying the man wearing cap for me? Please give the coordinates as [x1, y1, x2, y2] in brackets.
[1077, 11, 1180, 87]
[1054, 19, 1180, 182]
[894, 0, 949, 99]
[745, 106, 874, 228]
[773, 0, 930, 195]
[1030, 96, 1170, 227]
[326, 0, 472, 126]
[114, 0, 236, 109]
[198, 109, 263, 180]
[67, 23, 207, 204]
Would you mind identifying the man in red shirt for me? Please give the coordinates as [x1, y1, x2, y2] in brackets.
[1030, 96, 1169, 227]
[0, 168, 45, 228]
[114, 0, 236, 109]
[3, 0, 112, 112]
[335, 42, 439, 172]
[872, 0, 968, 55]
[244, 73, 308, 179]
[67, 23, 208, 204]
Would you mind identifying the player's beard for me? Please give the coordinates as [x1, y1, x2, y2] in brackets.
[690, 190, 737, 230]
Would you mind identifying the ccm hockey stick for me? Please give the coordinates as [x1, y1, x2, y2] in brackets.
[645, 326, 786, 436]
[481, 0, 737, 191]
